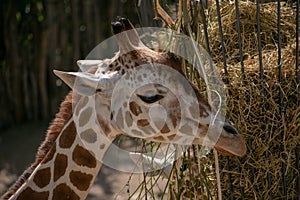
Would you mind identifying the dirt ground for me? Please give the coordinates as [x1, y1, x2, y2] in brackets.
[0, 122, 167, 200]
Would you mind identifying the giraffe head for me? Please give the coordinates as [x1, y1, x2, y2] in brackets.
[54, 17, 246, 157]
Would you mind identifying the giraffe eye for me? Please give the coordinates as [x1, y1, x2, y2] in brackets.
[137, 94, 164, 104]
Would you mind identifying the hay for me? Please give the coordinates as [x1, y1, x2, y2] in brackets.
[205, 1, 299, 198]
[133, 1, 299, 199]
[221, 42, 300, 199]
[170, 1, 299, 199]
[206, 0, 296, 64]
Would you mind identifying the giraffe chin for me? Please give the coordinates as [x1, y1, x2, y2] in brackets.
[214, 134, 247, 157]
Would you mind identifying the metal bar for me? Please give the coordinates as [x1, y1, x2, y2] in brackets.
[198, 0, 216, 84]
[297, 147, 300, 199]
[295, 0, 300, 198]
[215, 0, 229, 85]
[255, 1, 270, 198]
[296, 0, 299, 102]
[277, 0, 282, 108]
[255, 0, 264, 115]
[266, 149, 273, 199]
[199, 0, 211, 56]
[234, 0, 245, 80]
[276, 0, 287, 198]
[233, 1, 249, 199]
[232, 0, 254, 195]
[216, 0, 243, 197]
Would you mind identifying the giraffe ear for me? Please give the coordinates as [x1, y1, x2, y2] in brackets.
[53, 70, 99, 96]
[77, 60, 103, 72]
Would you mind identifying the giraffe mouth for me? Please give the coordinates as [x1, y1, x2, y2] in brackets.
[205, 132, 247, 157]
[215, 134, 247, 157]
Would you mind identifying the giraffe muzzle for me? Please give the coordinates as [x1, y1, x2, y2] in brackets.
[215, 122, 247, 157]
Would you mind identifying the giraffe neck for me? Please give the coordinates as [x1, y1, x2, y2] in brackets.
[10, 118, 105, 200]
[2, 93, 115, 200]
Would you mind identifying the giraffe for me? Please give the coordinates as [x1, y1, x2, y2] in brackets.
[1, 17, 246, 200]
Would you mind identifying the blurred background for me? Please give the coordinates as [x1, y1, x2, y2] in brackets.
[0, 0, 166, 129]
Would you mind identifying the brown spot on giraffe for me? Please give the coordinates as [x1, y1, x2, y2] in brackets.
[80, 128, 97, 143]
[192, 138, 203, 144]
[137, 119, 150, 127]
[179, 124, 193, 135]
[33, 167, 51, 188]
[59, 121, 77, 148]
[75, 97, 89, 116]
[115, 66, 121, 71]
[52, 183, 80, 200]
[54, 153, 68, 182]
[79, 107, 93, 127]
[160, 123, 170, 134]
[167, 134, 176, 140]
[72, 145, 97, 168]
[97, 114, 111, 134]
[99, 143, 106, 149]
[125, 111, 133, 127]
[153, 135, 165, 141]
[116, 111, 124, 129]
[15, 187, 49, 200]
[170, 114, 178, 128]
[70, 170, 93, 191]
[129, 101, 142, 116]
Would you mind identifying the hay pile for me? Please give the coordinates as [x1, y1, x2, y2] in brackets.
[169, 1, 299, 199]
[135, 1, 299, 199]
[221, 43, 299, 199]
[205, 1, 299, 198]
[206, 0, 296, 64]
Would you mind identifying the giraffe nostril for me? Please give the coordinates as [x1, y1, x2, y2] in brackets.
[223, 123, 239, 135]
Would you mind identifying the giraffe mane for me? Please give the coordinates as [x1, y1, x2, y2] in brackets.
[1, 92, 74, 199]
